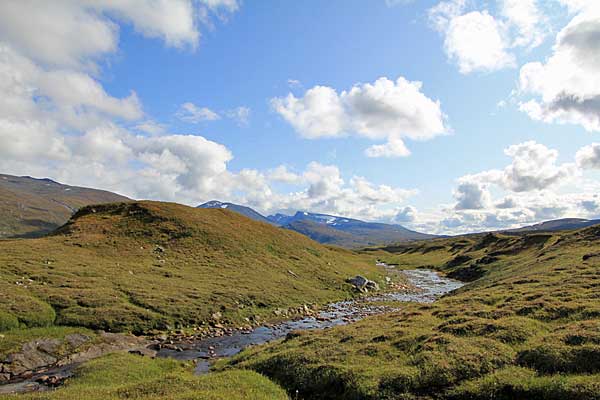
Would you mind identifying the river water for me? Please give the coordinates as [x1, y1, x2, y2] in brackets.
[156, 269, 464, 374]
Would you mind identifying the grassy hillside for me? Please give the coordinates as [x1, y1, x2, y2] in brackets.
[223, 227, 600, 399]
[0, 201, 380, 334]
[0, 353, 288, 400]
[0, 174, 129, 238]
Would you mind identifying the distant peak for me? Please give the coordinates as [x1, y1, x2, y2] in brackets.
[22, 176, 59, 184]
[199, 200, 224, 208]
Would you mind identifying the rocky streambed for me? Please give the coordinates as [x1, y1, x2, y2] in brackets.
[0, 268, 463, 394]
[156, 268, 464, 374]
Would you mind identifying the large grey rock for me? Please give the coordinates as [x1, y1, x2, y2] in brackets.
[1, 333, 149, 380]
[346, 276, 380, 292]
[3, 339, 62, 375]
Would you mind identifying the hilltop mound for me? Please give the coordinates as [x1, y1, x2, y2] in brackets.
[0, 201, 379, 334]
[0, 174, 130, 238]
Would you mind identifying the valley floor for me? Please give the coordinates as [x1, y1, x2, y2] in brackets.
[1, 208, 599, 399]
[221, 228, 600, 399]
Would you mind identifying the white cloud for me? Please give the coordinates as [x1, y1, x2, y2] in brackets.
[0, 1, 204, 70]
[457, 141, 577, 196]
[134, 120, 166, 135]
[176, 102, 220, 123]
[501, 0, 547, 48]
[428, 0, 549, 74]
[495, 196, 517, 209]
[443, 10, 515, 74]
[428, 0, 467, 32]
[94, 0, 200, 49]
[499, 141, 577, 191]
[268, 165, 302, 184]
[199, 0, 240, 13]
[394, 206, 418, 223]
[454, 178, 491, 210]
[518, 4, 600, 130]
[272, 86, 346, 139]
[176, 103, 250, 125]
[576, 143, 600, 169]
[0, 0, 244, 205]
[272, 76, 448, 157]
[429, 140, 596, 234]
[365, 138, 411, 158]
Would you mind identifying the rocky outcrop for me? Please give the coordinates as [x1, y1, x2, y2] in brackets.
[0, 332, 150, 384]
[346, 276, 380, 293]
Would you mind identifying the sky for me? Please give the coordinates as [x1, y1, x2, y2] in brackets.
[1, 0, 600, 234]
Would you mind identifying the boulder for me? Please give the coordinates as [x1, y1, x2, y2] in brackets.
[2, 339, 62, 375]
[346, 276, 380, 292]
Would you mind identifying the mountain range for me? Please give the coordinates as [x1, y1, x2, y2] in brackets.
[2, 176, 599, 245]
[199, 200, 437, 247]
[505, 218, 600, 233]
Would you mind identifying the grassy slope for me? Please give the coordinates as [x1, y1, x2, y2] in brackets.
[0, 174, 129, 238]
[224, 228, 600, 399]
[0, 353, 288, 400]
[0, 201, 380, 336]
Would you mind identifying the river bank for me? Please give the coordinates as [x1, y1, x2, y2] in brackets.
[0, 268, 463, 394]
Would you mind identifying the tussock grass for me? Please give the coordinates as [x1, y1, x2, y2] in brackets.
[0, 353, 288, 400]
[223, 228, 600, 399]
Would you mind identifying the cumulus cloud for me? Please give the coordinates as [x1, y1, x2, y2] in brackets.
[0, 0, 248, 205]
[0, 1, 204, 70]
[458, 141, 577, 196]
[499, 141, 577, 191]
[429, 1, 514, 74]
[429, 0, 548, 74]
[276, 163, 417, 222]
[519, 3, 600, 130]
[454, 178, 491, 210]
[444, 10, 515, 74]
[495, 196, 517, 209]
[432, 140, 599, 235]
[576, 143, 600, 169]
[268, 166, 302, 184]
[394, 206, 418, 223]
[271, 76, 448, 157]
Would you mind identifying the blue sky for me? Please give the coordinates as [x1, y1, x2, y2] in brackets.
[1, 0, 599, 234]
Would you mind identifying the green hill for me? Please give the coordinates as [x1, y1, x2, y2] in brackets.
[0, 201, 380, 334]
[224, 227, 600, 399]
[0, 174, 130, 238]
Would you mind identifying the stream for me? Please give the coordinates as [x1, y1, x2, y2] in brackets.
[157, 268, 464, 374]
[0, 268, 463, 394]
